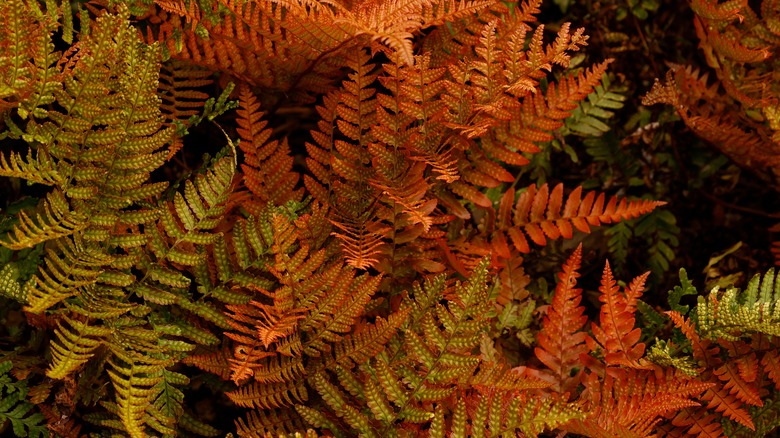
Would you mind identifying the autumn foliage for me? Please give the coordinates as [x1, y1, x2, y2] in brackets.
[0, 0, 779, 437]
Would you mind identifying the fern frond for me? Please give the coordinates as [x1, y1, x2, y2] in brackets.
[148, 369, 188, 436]
[150, 154, 235, 265]
[496, 183, 665, 253]
[25, 236, 114, 313]
[47, 316, 112, 380]
[157, 60, 212, 129]
[0, 361, 47, 438]
[696, 268, 780, 340]
[330, 216, 386, 270]
[329, 306, 411, 369]
[535, 244, 589, 394]
[226, 380, 308, 410]
[181, 345, 233, 381]
[300, 267, 381, 356]
[104, 354, 171, 438]
[587, 263, 651, 368]
[568, 369, 709, 438]
[565, 73, 626, 137]
[0, 149, 61, 186]
[1, 190, 86, 251]
[0, 0, 61, 118]
[235, 408, 312, 437]
[235, 83, 303, 212]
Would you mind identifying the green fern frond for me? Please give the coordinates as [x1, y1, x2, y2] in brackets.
[0, 361, 47, 438]
[105, 353, 172, 438]
[565, 74, 626, 137]
[668, 268, 698, 315]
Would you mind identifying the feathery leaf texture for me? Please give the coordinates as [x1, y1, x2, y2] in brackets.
[496, 183, 665, 253]
[0, 0, 742, 436]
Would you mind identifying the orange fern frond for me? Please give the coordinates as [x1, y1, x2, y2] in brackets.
[330, 216, 386, 270]
[496, 183, 665, 253]
[181, 345, 234, 381]
[234, 84, 303, 212]
[667, 310, 761, 432]
[587, 263, 651, 368]
[535, 244, 588, 395]
[762, 348, 780, 390]
[568, 369, 710, 438]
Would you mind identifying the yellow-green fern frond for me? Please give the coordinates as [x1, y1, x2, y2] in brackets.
[0, 149, 61, 186]
[1, 189, 86, 251]
[25, 235, 113, 313]
[47, 316, 113, 379]
[696, 268, 780, 340]
[105, 353, 171, 438]
[150, 154, 235, 266]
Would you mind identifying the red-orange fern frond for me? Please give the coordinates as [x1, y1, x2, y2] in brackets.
[566, 369, 710, 438]
[495, 183, 665, 254]
[587, 263, 651, 369]
[535, 244, 588, 396]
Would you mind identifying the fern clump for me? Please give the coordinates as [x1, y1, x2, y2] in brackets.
[0, 0, 778, 436]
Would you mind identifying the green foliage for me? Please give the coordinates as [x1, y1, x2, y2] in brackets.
[565, 74, 626, 137]
[0, 361, 46, 438]
[668, 268, 697, 315]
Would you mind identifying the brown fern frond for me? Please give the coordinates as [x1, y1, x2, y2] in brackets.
[234, 83, 303, 212]
[304, 93, 339, 204]
[158, 61, 213, 124]
[327, 305, 411, 369]
[226, 379, 308, 409]
[496, 254, 530, 305]
[234, 408, 311, 437]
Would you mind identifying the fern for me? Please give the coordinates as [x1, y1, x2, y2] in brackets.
[0, 361, 47, 438]
[0, 1, 709, 436]
[535, 244, 588, 395]
[565, 73, 626, 137]
[696, 268, 780, 340]
[495, 183, 665, 253]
